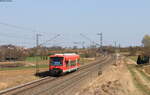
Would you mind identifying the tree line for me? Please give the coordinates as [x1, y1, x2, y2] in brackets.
[0, 34, 149, 62]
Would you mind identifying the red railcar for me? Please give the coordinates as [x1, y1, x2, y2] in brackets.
[49, 53, 80, 75]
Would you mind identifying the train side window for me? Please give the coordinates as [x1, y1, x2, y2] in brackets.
[70, 60, 76, 66]
[66, 60, 77, 66]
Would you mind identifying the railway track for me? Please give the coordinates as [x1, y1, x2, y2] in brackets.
[0, 55, 114, 95]
[44, 55, 114, 95]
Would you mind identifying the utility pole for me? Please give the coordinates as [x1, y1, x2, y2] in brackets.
[35, 34, 61, 75]
[114, 41, 118, 65]
[82, 41, 85, 49]
[36, 34, 42, 74]
[118, 43, 121, 52]
[97, 33, 103, 51]
[114, 41, 117, 55]
[114, 41, 117, 49]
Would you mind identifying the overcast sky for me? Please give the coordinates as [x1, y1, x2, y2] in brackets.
[0, 0, 150, 48]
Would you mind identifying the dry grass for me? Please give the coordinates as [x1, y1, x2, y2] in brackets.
[0, 68, 48, 91]
[143, 66, 150, 75]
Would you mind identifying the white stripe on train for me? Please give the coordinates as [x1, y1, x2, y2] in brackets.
[63, 67, 78, 73]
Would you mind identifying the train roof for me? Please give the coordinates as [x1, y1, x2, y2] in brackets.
[49, 53, 80, 60]
[55, 53, 77, 56]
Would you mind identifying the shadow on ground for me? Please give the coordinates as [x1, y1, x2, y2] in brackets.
[35, 70, 79, 78]
[35, 71, 52, 78]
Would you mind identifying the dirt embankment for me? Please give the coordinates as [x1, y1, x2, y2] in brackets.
[77, 57, 143, 95]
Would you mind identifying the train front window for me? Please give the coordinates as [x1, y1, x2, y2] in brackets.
[50, 57, 63, 66]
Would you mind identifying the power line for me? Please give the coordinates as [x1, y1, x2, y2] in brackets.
[80, 33, 99, 46]
[73, 41, 85, 48]
[0, 22, 35, 32]
[39, 34, 61, 46]
[0, 22, 41, 47]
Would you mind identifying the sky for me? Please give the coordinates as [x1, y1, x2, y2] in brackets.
[0, 0, 150, 48]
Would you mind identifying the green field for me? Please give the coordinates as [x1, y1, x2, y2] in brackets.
[25, 56, 48, 62]
[0, 64, 48, 71]
[0, 56, 95, 71]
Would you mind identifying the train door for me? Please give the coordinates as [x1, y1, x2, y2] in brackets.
[76, 59, 78, 69]
[68, 59, 71, 72]
[65, 59, 71, 72]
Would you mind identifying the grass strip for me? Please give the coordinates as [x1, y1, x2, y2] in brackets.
[136, 67, 150, 82]
[129, 56, 137, 62]
[0, 64, 48, 71]
[0, 57, 95, 71]
[127, 64, 150, 95]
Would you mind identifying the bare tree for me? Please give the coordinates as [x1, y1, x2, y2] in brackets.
[142, 35, 150, 47]
[142, 35, 150, 56]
